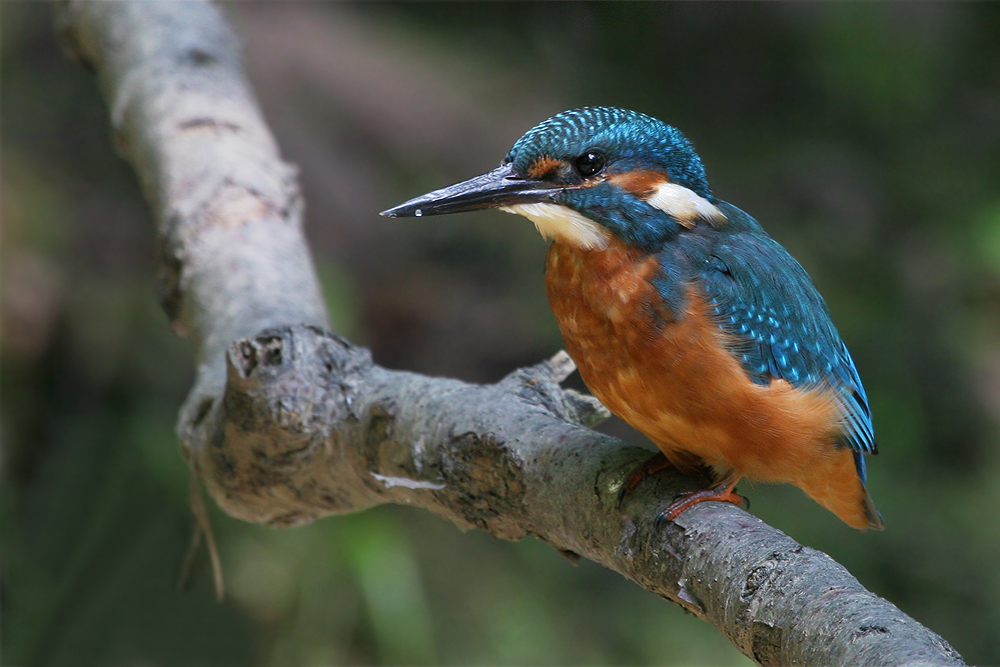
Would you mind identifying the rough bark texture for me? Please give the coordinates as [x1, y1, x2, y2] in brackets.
[58, 2, 967, 665]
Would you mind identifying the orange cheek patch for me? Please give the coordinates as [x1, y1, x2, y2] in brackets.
[528, 156, 564, 180]
[608, 170, 669, 199]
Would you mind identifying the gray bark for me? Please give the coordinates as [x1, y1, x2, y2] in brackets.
[57, 2, 966, 665]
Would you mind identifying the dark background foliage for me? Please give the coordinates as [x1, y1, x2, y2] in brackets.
[4, 3, 1000, 665]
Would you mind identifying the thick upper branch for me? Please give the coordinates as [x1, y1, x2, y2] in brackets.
[58, 2, 966, 666]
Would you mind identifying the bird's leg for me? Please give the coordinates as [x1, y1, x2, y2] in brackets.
[656, 472, 745, 526]
[617, 452, 673, 509]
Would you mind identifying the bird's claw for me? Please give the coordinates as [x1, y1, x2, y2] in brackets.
[617, 452, 672, 509]
[653, 483, 747, 528]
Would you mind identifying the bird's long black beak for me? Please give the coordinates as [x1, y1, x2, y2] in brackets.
[380, 163, 561, 218]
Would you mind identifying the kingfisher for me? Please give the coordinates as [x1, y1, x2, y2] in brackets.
[381, 107, 883, 531]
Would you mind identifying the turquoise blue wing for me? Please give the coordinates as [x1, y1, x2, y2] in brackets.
[695, 232, 876, 466]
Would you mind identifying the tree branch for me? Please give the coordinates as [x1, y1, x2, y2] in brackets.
[57, 2, 966, 665]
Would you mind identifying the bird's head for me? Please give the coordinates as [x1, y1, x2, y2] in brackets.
[382, 107, 726, 250]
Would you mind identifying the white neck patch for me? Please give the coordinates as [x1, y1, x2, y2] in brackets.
[646, 182, 726, 227]
[500, 202, 611, 250]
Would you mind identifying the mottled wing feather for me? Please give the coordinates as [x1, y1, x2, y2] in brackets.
[696, 234, 876, 460]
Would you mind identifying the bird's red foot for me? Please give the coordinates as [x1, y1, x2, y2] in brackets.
[655, 478, 746, 527]
[617, 452, 673, 509]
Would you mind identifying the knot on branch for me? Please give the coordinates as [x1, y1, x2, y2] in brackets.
[436, 431, 529, 540]
[197, 325, 376, 525]
[226, 325, 371, 433]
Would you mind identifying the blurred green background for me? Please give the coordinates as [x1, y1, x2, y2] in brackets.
[4, 3, 1000, 665]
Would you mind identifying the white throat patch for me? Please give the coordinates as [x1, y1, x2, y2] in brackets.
[500, 202, 611, 250]
[646, 182, 726, 227]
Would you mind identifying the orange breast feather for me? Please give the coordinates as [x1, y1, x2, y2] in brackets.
[545, 238, 873, 529]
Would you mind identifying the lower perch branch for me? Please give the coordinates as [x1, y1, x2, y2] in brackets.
[190, 324, 964, 667]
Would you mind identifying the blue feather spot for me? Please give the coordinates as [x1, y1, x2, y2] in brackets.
[854, 451, 868, 484]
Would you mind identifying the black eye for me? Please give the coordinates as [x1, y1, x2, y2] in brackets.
[574, 150, 606, 178]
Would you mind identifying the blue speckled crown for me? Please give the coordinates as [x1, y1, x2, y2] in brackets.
[505, 107, 712, 197]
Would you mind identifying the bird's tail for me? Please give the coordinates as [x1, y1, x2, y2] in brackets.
[858, 487, 885, 531]
[798, 447, 884, 531]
